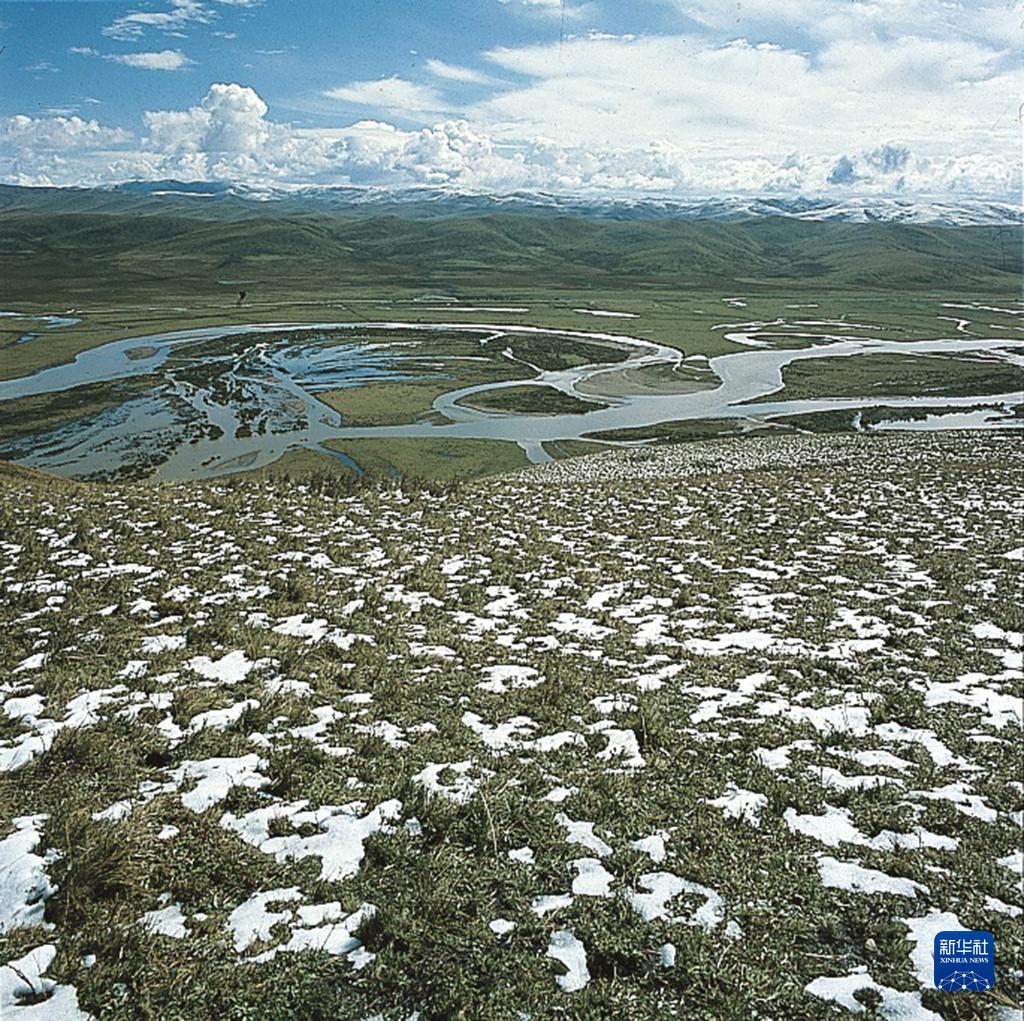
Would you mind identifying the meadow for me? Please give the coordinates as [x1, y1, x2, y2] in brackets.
[0, 431, 1020, 1019]
[0, 199, 1021, 1017]
[1, 199, 1020, 483]
[1, 280, 1021, 484]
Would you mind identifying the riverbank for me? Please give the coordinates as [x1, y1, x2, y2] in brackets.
[1, 306, 1021, 483]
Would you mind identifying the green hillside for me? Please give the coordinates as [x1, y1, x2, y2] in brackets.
[0, 207, 1018, 304]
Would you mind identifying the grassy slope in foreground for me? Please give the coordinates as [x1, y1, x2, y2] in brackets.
[0, 431, 1020, 1020]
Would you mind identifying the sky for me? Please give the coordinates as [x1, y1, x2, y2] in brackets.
[0, 0, 1020, 198]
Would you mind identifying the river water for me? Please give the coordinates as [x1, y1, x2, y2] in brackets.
[0, 320, 1020, 480]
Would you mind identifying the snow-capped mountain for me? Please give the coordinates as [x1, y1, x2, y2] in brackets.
[102, 182, 1022, 226]
[1, 179, 1019, 226]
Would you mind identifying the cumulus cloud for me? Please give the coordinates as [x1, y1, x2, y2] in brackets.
[0, 82, 1018, 199]
[0, 114, 133, 149]
[865, 144, 911, 175]
[105, 49, 194, 71]
[145, 83, 269, 153]
[827, 155, 858, 186]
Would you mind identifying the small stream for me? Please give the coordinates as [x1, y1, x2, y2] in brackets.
[1, 310, 83, 347]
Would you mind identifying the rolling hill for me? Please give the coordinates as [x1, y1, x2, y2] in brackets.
[0, 198, 1019, 302]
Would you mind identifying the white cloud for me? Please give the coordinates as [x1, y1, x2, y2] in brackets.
[498, 0, 593, 19]
[102, 0, 259, 41]
[104, 0, 211, 41]
[72, 43, 194, 71]
[424, 59, 495, 85]
[0, 114, 132, 149]
[146, 83, 269, 152]
[472, 31, 1019, 167]
[14, 0, 1015, 201]
[669, 0, 1018, 47]
[0, 81, 1018, 199]
[324, 77, 449, 116]
[106, 49, 194, 71]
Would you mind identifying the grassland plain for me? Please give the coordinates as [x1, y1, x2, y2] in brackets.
[455, 386, 605, 416]
[323, 438, 531, 483]
[2, 282, 1022, 486]
[8, 285, 1013, 386]
[0, 202, 1020, 384]
[0, 431, 1020, 1020]
[753, 353, 1024, 404]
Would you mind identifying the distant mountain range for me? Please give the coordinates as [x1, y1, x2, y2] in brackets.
[0, 180, 1020, 227]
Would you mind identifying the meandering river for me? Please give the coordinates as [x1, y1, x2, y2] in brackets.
[1, 320, 1020, 480]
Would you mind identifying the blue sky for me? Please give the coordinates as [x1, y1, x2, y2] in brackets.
[0, 0, 1019, 197]
[5, 1, 561, 128]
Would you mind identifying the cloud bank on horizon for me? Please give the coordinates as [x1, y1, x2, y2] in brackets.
[0, 0, 1019, 199]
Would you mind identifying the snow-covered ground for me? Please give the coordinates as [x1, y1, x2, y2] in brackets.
[0, 430, 1020, 1018]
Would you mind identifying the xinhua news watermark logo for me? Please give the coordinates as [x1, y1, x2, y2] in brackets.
[934, 930, 995, 992]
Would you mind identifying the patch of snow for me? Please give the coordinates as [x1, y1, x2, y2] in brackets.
[902, 911, 965, 987]
[0, 944, 93, 1020]
[546, 929, 590, 992]
[227, 888, 302, 951]
[221, 799, 402, 881]
[555, 813, 612, 857]
[806, 968, 942, 1019]
[532, 893, 573, 916]
[187, 699, 259, 734]
[707, 785, 768, 827]
[173, 755, 269, 813]
[630, 833, 668, 862]
[629, 872, 725, 931]
[140, 634, 185, 655]
[186, 651, 255, 684]
[571, 858, 614, 897]
[817, 857, 928, 898]
[140, 902, 188, 939]
[413, 760, 492, 804]
[0, 816, 56, 934]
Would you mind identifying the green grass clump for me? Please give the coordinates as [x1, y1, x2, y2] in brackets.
[457, 385, 604, 416]
[755, 352, 1024, 403]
